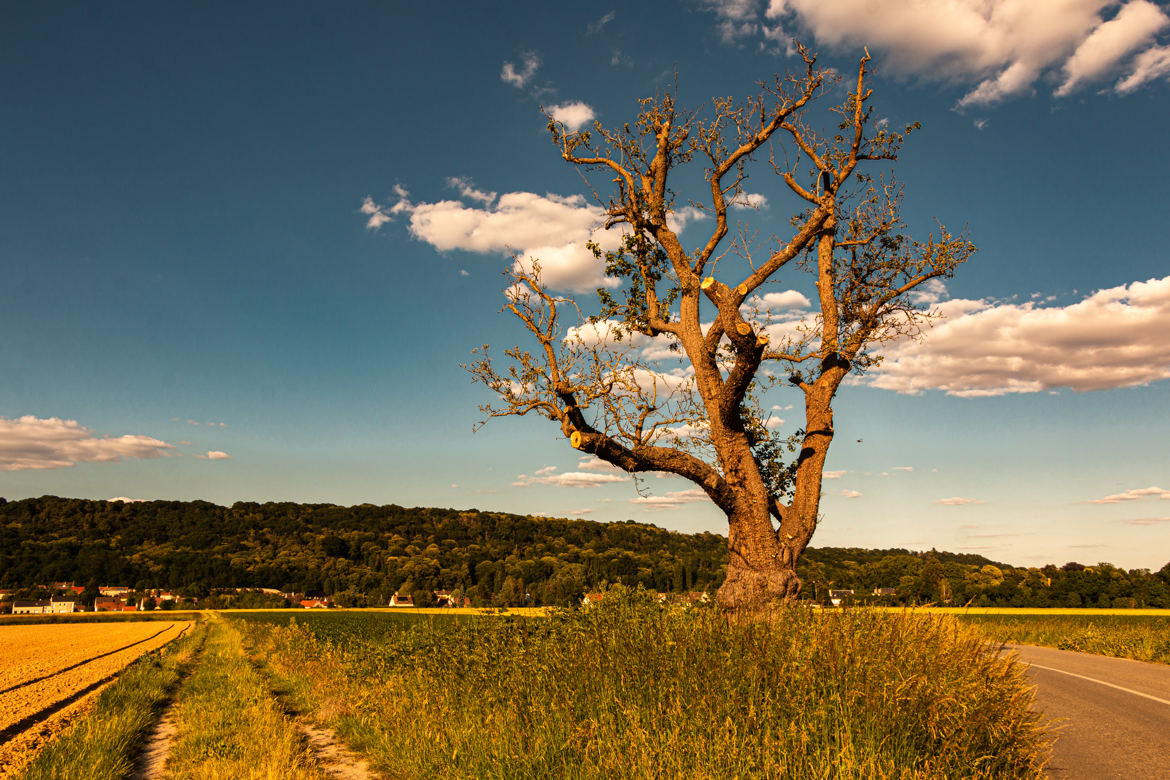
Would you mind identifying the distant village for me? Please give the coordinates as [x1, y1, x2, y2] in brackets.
[0, 583, 478, 614]
[0, 582, 883, 614]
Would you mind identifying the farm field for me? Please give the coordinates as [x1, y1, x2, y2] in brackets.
[959, 613, 1170, 664]
[0, 620, 191, 777]
[17, 604, 1166, 777]
[234, 594, 1051, 778]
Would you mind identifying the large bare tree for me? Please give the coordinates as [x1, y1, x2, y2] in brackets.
[470, 47, 974, 610]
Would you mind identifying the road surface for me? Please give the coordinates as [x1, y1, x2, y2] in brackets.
[1004, 644, 1170, 779]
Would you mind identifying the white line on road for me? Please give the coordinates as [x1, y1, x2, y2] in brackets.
[1027, 662, 1170, 707]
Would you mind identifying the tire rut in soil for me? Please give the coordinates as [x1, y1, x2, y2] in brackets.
[0, 625, 182, 697]
[130, 624, 207, 780]
[244, 655, 386, 780]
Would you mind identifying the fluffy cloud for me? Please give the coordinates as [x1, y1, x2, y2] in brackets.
[1085, 485, 1170, 503]
[1123, 516, 1170, 525]
[1116, 43, 1170, 91]
[0, 415, 174, 471]
[727, 0, 1170, 103]
[577, 455, 625, 473]
[362, 188, 623, 292]
[630, 487, 710, 510]
[548, 101, 597, 132]
[892, 466, 914, 472]
[823, 469, 848, 479]
[204, 451, 231, 460]
[501, 53, 541, 88]
[730, 192, 769, 210]
[445, 176, 496, 206]
[840, 489, 863, 498]
[750, 290, 812, 311]
[867, 275, 1170, 396]
[513, 465, 627, 488]
[935, 497, 985, 505]
[1057, 1, 1169, 95]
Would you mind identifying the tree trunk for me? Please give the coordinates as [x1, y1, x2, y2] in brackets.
[715, 503, 800, 611]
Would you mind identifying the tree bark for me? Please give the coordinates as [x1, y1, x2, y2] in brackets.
[716, 503, 800, 611]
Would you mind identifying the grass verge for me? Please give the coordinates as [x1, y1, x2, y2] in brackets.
[962, 614, 1170, 664]
[162, 618, 326, 779]
[14, 621, 206, 780]
[239, 586, 1051, 779]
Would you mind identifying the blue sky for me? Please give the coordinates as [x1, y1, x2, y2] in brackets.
[2, 1, 1169, 570]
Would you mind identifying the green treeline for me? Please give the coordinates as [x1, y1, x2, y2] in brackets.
[1, 496, 1167, 608]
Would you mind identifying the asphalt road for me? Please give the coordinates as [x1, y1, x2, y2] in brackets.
[1003, 644, 1170, 779]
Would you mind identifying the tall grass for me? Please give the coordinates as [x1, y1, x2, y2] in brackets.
[963, 614, 1170, 664]
[240, 587, 1050, 779]
[163, 618, 326, 780]
[15, 622, 206, 780]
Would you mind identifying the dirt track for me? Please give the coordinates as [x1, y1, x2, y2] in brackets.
[0, 620, 190, 777]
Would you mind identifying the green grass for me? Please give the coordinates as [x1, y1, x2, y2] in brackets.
[963, 614, 1170, 664]
[163, 617, 326, 780]
[15, 622, 206, 780]
[238, 586, 1051, 779]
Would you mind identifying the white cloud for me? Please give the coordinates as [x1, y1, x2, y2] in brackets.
[446, 176, 496, 206]
[1116, 43, 1170, 91]
[587, 11, 616, 34]
[360, 195, 393, 230]
[823, 470, 848, 479]
[1085, 485, 1170, 503]
[867, 275, 1170, 396]
[935, 497, 985, 505]
[501, 53, 541, 88]
[840, 489, 862, 498]
[364, 189, 624, 292]
[548, 101, 596, 133]
[730, 191, 769, 210]
[513, 467, 627, 488]
[751, 290, 812, 310]
[909, 278, 948, 306]
[205, 451, 231, 460]
[765, 417, 786, 428]
[107, 497, 147, 503]
[667, 205, 708, 233]
[892, 466, 914, 472]
[0, 415, 174, 471]
[578, 455, 624, 473]
[631, 487, 710, 510]
[1057, 1, 1169, 95]
[569, 508, 595, 515]
[724, 0, 1170, 104]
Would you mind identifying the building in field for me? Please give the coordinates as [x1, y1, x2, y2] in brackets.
[828, 589, 855, 607]
[12, 600, 51, 614]
[388, 592, 413, 607]
[95, 596, 125, 612]
[50, 596, 78, 613]
[99, 585, 129, 597]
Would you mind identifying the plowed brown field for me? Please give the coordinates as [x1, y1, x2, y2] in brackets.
[0, 620, 191, 777]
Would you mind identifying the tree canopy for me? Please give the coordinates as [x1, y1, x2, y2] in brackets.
[470, 47, 974, 609]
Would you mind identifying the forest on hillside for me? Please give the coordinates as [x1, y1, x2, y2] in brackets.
[1, 496, 1167, 608]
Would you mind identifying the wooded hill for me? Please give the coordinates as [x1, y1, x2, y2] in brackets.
[1, 496, 1167, 608]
